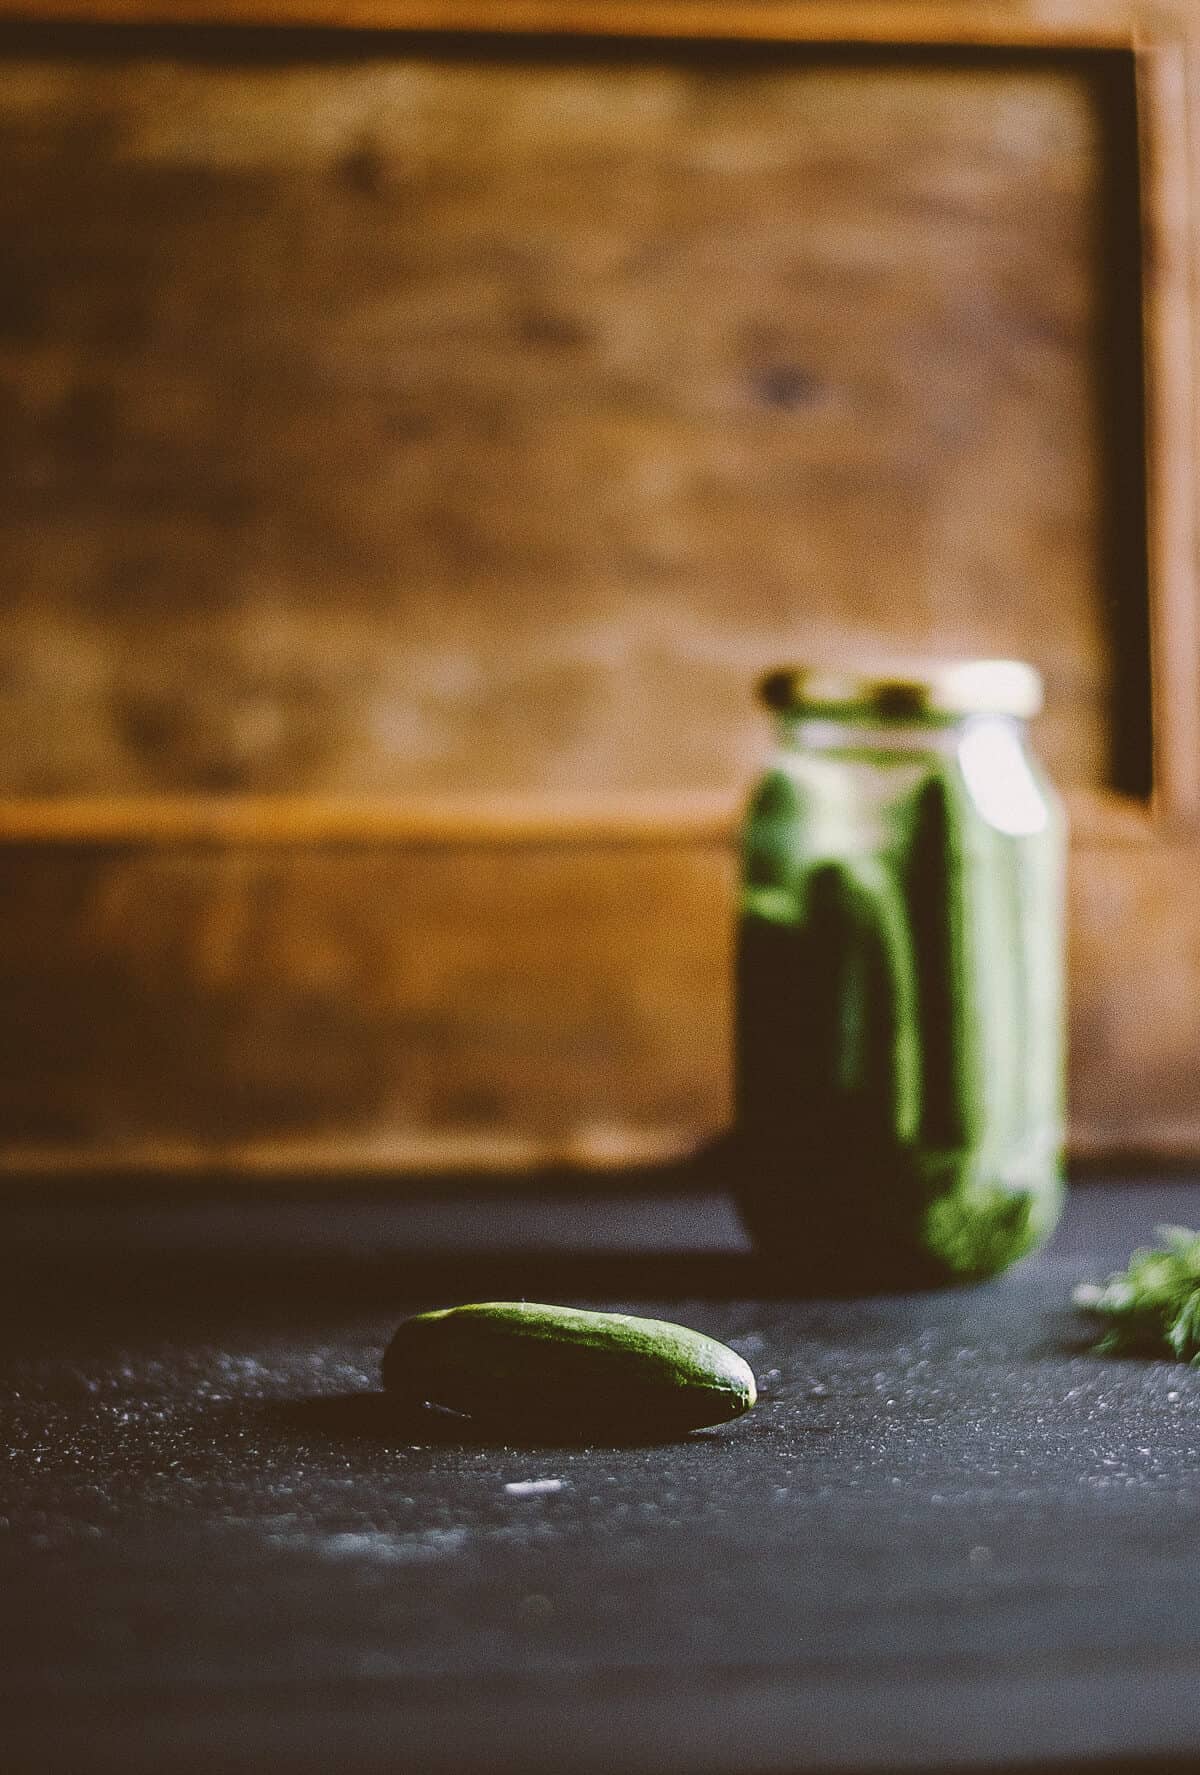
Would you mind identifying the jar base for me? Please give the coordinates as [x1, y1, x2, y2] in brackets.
[727, 1139, 1063, 1294]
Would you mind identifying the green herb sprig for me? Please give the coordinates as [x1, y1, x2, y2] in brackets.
[1073, 1225, 1200, 1361]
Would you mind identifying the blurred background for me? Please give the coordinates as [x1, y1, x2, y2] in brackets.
[0, 22, 1188, 1182]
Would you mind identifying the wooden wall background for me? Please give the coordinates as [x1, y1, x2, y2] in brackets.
[0, 24, 1183, 1174]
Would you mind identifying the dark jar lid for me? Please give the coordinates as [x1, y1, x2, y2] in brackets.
[759, 658, 1043, 722]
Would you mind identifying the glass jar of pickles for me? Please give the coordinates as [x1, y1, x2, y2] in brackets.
[734, 660, 1066, 1289]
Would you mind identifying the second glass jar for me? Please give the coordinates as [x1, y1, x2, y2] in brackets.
[734, 660, 1066, 1289]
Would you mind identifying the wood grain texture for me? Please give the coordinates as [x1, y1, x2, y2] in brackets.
[0, 785, 1153, 846]
[0, 2, 1160, 51]
[0, 21, 1195, 1174]
[0, 41, 1128, 799]
[0, 835, 1196, 1174]
[1069, 836, 1200, 1162]
[1139, 35, 1200, 823]
[0, 841, 736, 1170]
[0, 792, 739, 846]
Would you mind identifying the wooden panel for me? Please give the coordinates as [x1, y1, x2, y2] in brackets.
[0, 834, 1196, 1175]
[1069, 836, 1200, 1163]
[0, 12, 1196, 1177]
[0, 38, 1135, 798]
[0, 841, 735, 1170]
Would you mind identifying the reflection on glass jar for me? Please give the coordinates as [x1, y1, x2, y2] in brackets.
[734, 660, 1066, 1290]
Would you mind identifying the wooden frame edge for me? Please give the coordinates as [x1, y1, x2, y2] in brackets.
[0, 788, 1165, 849]
[0, 2, 1152, 50]
[1137, 22, 1200, 826]
[0, 792, 741, 848]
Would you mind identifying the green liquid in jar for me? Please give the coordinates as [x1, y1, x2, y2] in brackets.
[734, 710, 1065, 1289]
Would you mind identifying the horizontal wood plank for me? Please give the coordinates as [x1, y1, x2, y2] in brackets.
[0, 2, 1154, 51]
[0, 788, 1151, 847]
[0, 793, 739, 847]
[0, 832, 1191, 1177]
[0, 840, 735, 1168]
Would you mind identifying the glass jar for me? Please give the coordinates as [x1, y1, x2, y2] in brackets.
[734, 660, 1066, 1289]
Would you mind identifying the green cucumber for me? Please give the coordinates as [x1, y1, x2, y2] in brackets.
[903, 772, 986, 1154]
[381, 1302, 756, 1436]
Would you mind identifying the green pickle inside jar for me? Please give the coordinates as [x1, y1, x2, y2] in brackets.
[734, 660, 1066, 1289]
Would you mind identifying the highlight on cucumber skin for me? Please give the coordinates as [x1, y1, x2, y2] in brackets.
[381, 1301, 758, 1438]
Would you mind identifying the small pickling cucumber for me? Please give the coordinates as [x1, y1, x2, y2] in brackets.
[381, 1301, 756, 1436]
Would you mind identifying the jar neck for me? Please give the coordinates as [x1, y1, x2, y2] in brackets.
[774, 710, 1026, 754]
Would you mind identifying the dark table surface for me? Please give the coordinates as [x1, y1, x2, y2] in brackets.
[5, 1178, 1200, 1775]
